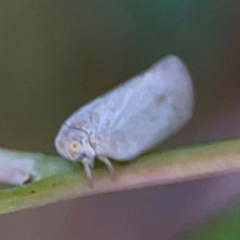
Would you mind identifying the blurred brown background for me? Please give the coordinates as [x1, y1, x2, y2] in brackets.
[1, 1, 240, 239]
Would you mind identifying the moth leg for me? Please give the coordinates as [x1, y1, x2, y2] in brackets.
[98, 156, 115, 180]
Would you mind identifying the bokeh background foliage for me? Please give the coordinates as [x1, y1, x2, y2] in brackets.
[1, 1, 240, 239]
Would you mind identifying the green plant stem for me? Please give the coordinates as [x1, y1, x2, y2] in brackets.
[1, 138, 240, 215]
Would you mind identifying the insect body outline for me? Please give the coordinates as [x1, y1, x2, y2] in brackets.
[55, 55, 194, 180]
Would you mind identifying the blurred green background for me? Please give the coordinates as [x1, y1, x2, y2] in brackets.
[2, 0, 240, 153]
[1, 1, 240, 239]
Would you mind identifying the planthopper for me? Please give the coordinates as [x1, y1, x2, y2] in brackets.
[55, 55, 194, 181]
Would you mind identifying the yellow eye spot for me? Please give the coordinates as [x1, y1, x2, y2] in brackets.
[69, 141, 80, 151]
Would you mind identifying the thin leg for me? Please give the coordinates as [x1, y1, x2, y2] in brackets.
[98, 156, 115, 180]
[83, 163, 93, 187]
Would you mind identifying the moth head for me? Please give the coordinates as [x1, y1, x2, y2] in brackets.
[54, 124, 95, 166]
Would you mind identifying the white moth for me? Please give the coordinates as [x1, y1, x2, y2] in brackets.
[55, 55, 194, 180]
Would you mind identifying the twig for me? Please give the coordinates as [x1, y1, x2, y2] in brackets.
[1, 138, 240, 215]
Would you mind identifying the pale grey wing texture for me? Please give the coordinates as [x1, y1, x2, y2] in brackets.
[65, 55, 194, 161]
[65, 70, 139, 136]
[98, 55, 194, 161]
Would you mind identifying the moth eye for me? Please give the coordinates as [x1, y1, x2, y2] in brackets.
[69, 141, 81, 151]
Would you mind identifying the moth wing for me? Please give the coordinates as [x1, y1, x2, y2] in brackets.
[97, 55, 194, 161]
